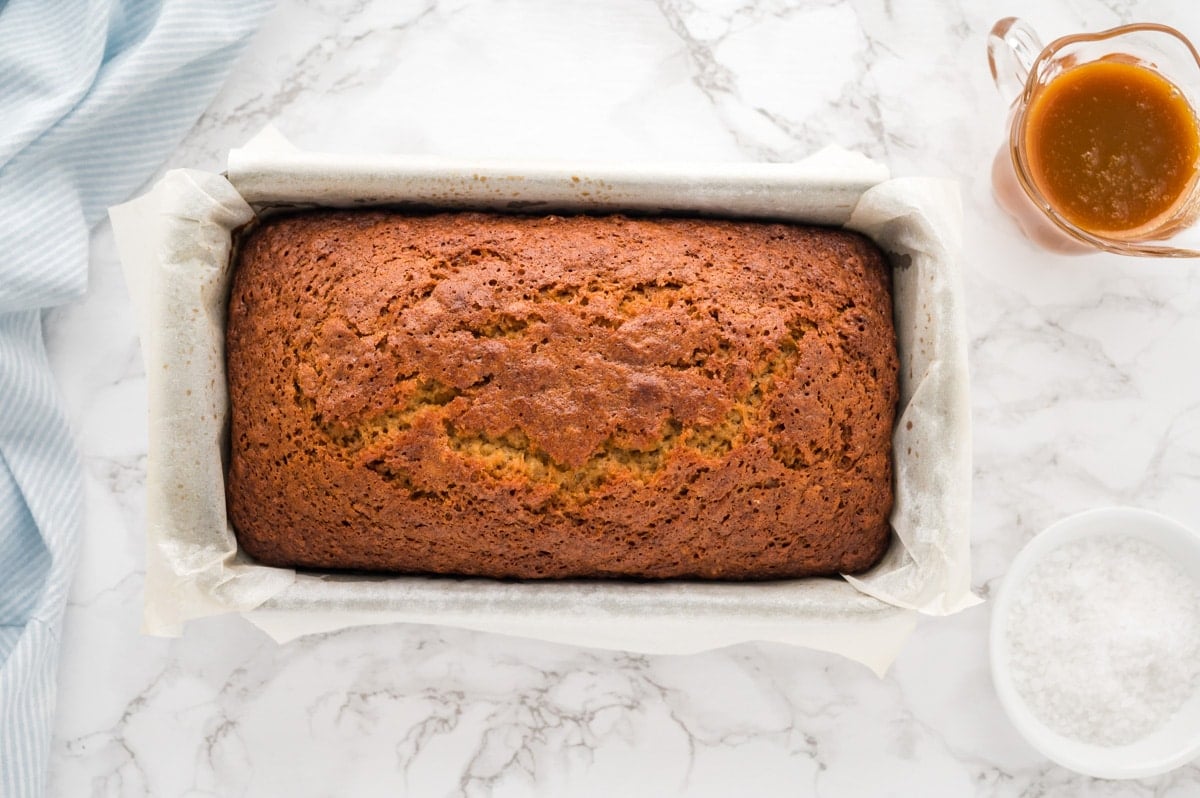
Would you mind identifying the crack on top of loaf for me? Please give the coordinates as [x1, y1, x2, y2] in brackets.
[271, 216, 889, 498]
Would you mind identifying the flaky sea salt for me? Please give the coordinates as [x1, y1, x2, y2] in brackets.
[1006, 535, 1200, 747]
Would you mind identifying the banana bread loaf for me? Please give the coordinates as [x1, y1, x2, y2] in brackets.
[226, 211, 897, 579]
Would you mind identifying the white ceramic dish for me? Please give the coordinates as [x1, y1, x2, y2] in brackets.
[990, 506, 1200, 779]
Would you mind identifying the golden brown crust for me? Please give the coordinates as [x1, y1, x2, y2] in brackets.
[225, 211, 897, 579]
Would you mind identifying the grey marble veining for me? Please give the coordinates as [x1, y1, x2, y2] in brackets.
[42, 0, 1200, 794]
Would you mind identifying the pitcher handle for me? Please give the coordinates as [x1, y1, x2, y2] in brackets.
[988, 17, 1044, 102]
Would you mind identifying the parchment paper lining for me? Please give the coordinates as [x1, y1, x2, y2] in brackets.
[110, 131, 975, 676]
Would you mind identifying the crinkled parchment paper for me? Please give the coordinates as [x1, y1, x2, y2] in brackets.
[110, 130, 976, 675]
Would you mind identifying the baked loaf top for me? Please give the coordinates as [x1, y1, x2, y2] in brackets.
[226, 211, 898, 579]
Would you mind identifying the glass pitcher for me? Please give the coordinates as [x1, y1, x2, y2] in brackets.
[988, 17, 1200, 257]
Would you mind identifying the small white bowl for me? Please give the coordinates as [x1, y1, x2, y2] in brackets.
[990, 506, 1200, 779]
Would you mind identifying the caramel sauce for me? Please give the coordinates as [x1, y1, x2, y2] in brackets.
[1024, 59, 1200, 237]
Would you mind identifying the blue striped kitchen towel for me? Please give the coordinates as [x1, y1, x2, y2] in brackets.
[0, 1, 273, 794]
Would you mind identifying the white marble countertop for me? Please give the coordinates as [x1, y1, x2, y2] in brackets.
[42, 0, 1200, 794]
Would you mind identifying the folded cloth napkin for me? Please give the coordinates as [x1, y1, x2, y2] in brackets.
[0, 1, 272, 794]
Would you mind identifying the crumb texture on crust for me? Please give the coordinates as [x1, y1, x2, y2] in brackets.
[225, 211, 898, 579]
